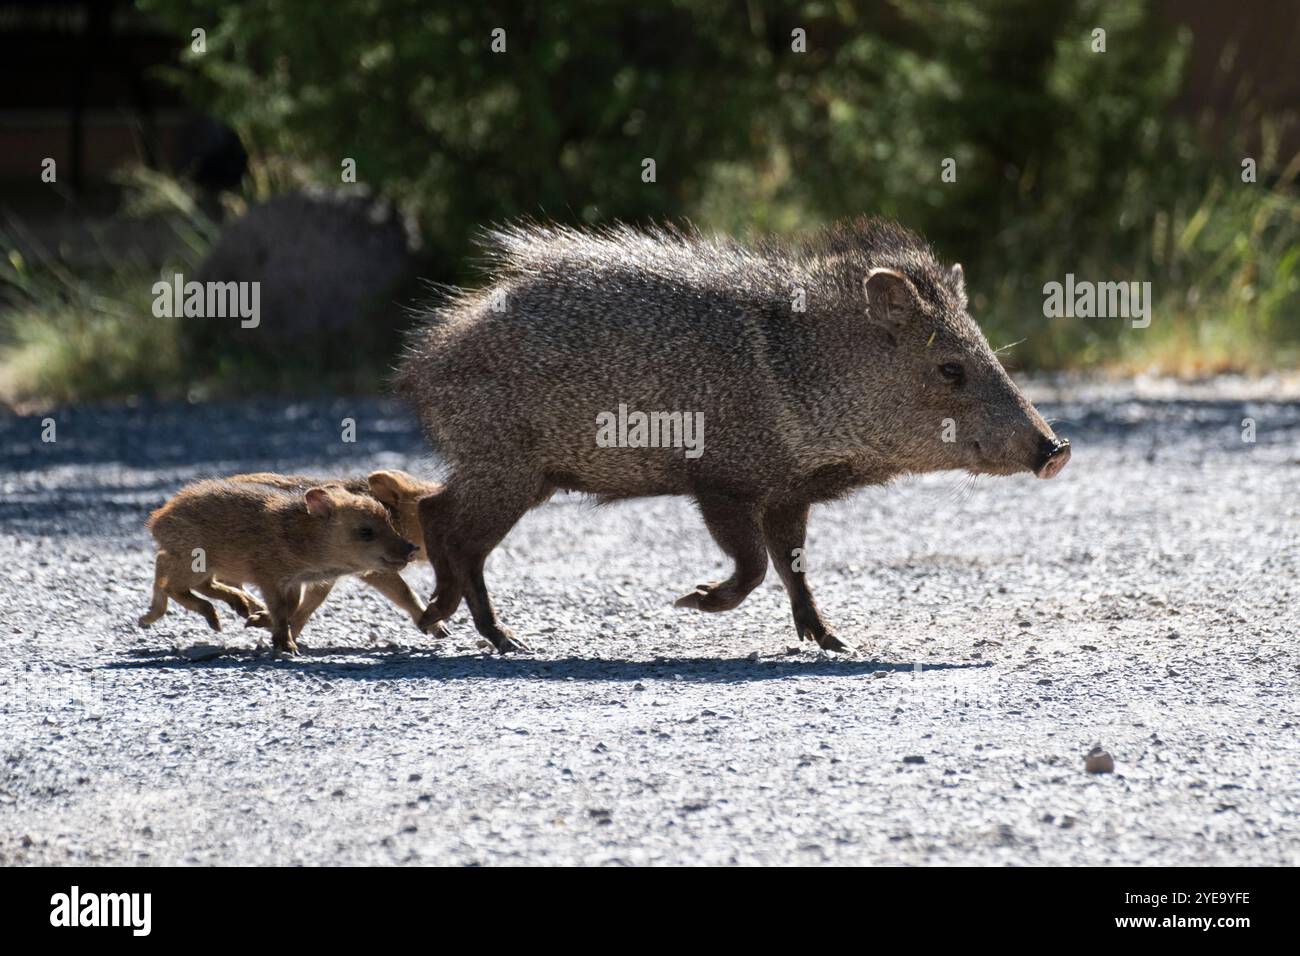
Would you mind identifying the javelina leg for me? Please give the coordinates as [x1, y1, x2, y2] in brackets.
[152, 556, 222, 630]
[138, 584, 168, 627]
[197, 580, 263, 620]
[289, 582, 333, 640]
[260, 585, 300, 656]
[459, 546, 533, 653]
[138, 553, 170, 627]
[761, 500, 850, 652]
[168, 588, 221, 632]
[675, 494, 767, 612]
[433, 475, 547, 652]
[416, 489, 462, 632]
[361, 570, 445, 637]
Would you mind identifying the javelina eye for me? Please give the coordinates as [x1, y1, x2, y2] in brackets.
[939, 362, 964, 383]
[358, 527, 375, 541]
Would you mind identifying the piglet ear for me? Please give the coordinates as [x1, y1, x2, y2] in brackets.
[366, 470, 402, 507]
[367, 469, 422, 507]
[304, 487, 334, 518]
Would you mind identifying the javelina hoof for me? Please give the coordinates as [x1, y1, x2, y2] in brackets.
[416, 606, 443, 634]
[484, 626, 530, 654]
[244, 611, 272, 630]
[418, 616, 449, 639]
[812, 630, 852, 653]
[271, 635, 299, 658]
[674, 581, 751, 613]
[796, 615, 852, 653]
[201, 607, 222, 632]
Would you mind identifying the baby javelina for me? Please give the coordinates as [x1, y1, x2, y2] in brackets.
[139, 479, 416, 656]
[228, 470, 446, 636]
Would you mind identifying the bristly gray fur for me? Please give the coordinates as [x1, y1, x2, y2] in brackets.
[394, 215, 1063, 653]
[395, 215, 1005, 494]
[398, 216, 963, 340]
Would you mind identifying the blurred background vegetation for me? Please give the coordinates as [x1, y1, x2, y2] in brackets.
[1, 0, 1297, 404]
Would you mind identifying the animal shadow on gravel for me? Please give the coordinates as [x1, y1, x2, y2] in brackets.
[106, 648, 988, 683]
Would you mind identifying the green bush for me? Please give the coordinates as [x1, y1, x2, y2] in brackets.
[5, 0, 1295, 403]
[0, 168, 212, 403]
[139, 0, 779, 266]
[137, 0, 1297, 373]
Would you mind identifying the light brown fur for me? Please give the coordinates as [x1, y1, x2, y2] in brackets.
[224, 470, 444, 635]
[139, 478, 416, 655]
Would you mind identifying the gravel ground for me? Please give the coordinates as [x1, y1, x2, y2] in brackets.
[1, 377, 1297, 866]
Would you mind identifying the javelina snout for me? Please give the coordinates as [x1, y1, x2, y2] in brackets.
[1036, 436, 1071, 479]
[382, 537, 417, 567]
[970, 423, 1070, 479]
[971, 399, 1071, 479]
[990, 396, 1070, 480]
[379, 537, 414, 569]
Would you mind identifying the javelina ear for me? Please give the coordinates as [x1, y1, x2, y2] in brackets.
[304, 487, 335, 518]
[863, 268, 919, 340]
[367, 470, 410, 507]
[950, 263, 967, 307]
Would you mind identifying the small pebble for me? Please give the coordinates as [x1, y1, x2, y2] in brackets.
[1085, 747, 1115, 774]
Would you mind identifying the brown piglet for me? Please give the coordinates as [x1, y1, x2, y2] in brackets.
[226, 470, 443, 635]
[139, 479, 416, 655]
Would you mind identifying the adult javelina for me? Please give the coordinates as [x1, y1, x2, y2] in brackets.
[396, 217, 1071, 653]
